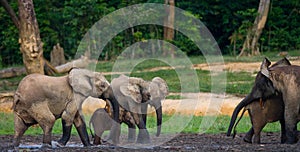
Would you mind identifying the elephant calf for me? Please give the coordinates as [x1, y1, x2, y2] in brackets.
[228, 95, 285, 144]
[89, 106, 135, 145]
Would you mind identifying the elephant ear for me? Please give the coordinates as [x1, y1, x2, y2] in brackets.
[150, 77, 169, 100]
[68, 69, 94, 97]
[271, 57, 291, 68]
[120, 84, 142, 103]
[260, 58, 271, 78]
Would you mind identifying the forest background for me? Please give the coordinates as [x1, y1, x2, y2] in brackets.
[0, 0, 299, 67]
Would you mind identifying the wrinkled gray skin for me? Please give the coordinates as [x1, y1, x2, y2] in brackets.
[259, 58, 300, 144]
[89, 107, 135, 145]
[230, 95, 285, 144]
[101, 75, 168, 144]
[229, 57, 300, 144]
[12, 69, 110, 148]
[227, 58, 291, 144]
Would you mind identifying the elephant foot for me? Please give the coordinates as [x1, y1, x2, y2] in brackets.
[243, 136, 252, 143]
[284, 137, 297, 144]
[51, 141, 65, 148]
[93, 136, 101, 145]
[41, 143, 52, 150]
[281, 136, 287, 144]
[284, 133, 297, 144]
[56, 139, 67, 147]
[136, 131, 151, 144]
[243, 134, 252, 143]
[127, 138, 135, 143]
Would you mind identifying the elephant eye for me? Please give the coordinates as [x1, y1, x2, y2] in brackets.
[100, 82, 107, 88]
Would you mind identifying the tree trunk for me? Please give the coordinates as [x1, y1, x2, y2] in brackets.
[163, 0, 175, 58]
[50, 43, 66, 67]
[18, 0, 44, 74]
[239, 0, 270, 57]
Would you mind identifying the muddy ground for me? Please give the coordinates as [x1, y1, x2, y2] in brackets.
[1, 132, 300, 151]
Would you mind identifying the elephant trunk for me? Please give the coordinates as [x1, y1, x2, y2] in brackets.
[155, 103, 162, 137]
[227, 94, 253, 137]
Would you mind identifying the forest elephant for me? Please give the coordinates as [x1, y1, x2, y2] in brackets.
[89, 105, 135, 145]
[12, 68, 114, 148]
[228, 57, 300, 144]
[101, 74, 168, 144]
[228, 95, 285, 144]
[227, 58, 291, 143]
[259, 57, 300, 144]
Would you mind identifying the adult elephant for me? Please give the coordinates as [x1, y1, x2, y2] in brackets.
[227, 58, 291, 143]
[228, 57, 300, 144]
[101, 75, 168, 144]
[12, 69, 113, 148]
[259, 57, 300, 144]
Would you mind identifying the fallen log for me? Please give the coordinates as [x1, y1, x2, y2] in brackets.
[0, 92, 14, 102]
[55, 56, 90, 73]
[0, 67, 26, 79]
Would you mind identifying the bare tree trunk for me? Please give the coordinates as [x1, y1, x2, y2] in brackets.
[163, 0, 175, 58]
[239, 0, 270, 57]
[50, 43, 66, 67]
[18, 0, 44, 74]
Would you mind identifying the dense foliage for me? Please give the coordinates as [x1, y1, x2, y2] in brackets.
[0, 0, 299, 66]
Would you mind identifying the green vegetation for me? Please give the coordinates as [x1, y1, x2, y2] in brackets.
[0, 0, 299, 66]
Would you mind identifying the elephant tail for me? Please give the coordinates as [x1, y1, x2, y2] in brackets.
[227, 94, 252, 137]
[11, 92, 20, 110]
[232, 108, 247, 138]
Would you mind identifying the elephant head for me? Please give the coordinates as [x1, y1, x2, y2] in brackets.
[68, 68, 110, 101]
[227, 57, 291, 137]
[147, 77, 168, 136]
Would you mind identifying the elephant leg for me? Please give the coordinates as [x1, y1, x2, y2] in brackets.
[30, 104, 55, 146]
[243, 127, 254, 143]
[13, 114, 29, 147]
[136, 114, 150, 144]
[285, 122, 298, 144]
[107, 122, 121, 145]
[124, 121, 136, 143]
[73, 112, 91, 146]
[253, 125, 264, 144]
[279, 119, 287, 144]
[284, 109, 298, 144]
[57, 119, 72, 146]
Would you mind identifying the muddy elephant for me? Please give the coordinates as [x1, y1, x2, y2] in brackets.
[101, 75, 168, 144]
[12, 69, 112, 148]
[229, 57, 300, 144]
[227, 58, 291, 143]
[89, 106, 135, 145]
[259, 57, 300, 144]
[228, 95, 285, 144]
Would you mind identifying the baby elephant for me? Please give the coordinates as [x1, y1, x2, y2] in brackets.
[228, 95, 285, 144]
[89, 106, 135, 145]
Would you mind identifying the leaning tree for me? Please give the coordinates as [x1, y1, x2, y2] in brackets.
[238, 0, 270, 57]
